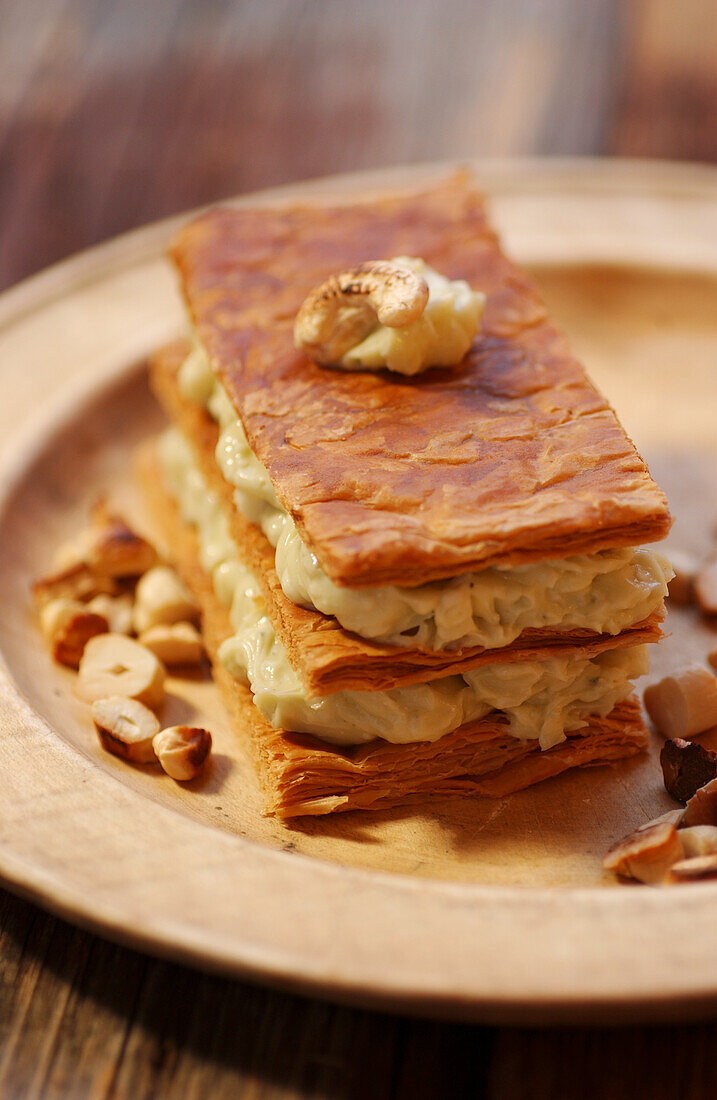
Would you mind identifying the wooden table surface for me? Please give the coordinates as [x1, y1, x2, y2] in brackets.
[2, 1, 717, 1096]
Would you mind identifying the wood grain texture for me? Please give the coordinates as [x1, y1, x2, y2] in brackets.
[2, 0, 717, 1096]
[4, 888, 717, 1100]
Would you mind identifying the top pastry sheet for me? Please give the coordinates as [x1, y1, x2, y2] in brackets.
[170, 174, 671, 588]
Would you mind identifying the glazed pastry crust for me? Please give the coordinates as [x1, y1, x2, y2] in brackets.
[137, 439, 649, 818]
[150, 343, 663, 698]
[169, 174, 671, 589]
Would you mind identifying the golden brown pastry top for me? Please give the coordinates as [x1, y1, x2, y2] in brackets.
[170, 175, 671, 588]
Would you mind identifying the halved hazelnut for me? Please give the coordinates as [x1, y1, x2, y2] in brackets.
[660, 737, 717, 803]
[92, 696, 160, 763]
[40, 597, 84, 641]
[603, 819, 684, 884]
[682, 776, 717, 827]
[666, 549, 698, 606]
[77, 634, 165, 709]
[678, 825, 717, 858]
[667, 854, 717, 882]
[152, 725, 212, 781]
[33, 561, 118, 608]
[695, 560, 717, 615]
[138, 622, 204, 666]
[86, 501, 158, 578]
[40, 597, 109, 668]
[133, 566, 198, 633]
[87, 594, 134, 636]
[647, 809, 685, 828]
[707, 646, 717, 676]
[643, 665, 717, 739]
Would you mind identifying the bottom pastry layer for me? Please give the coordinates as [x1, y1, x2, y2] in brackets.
[137, 440, 650, 818]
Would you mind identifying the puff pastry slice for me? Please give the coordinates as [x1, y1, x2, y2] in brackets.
[137, 440, 649, 818]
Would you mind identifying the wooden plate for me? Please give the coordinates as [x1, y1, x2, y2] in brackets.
[2, 158, 717, 1025]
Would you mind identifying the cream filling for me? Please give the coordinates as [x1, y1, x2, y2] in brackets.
[177, 345, 672, 651]
[337, 257, 485, 375]
[159, 427, 648, 749]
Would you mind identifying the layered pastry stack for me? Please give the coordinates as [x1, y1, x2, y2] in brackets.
[140, 175, 672, 817]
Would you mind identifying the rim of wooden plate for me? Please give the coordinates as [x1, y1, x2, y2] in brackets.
[2, 158, 717, 1026]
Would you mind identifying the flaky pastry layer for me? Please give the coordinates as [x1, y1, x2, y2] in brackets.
[150, 342, 663, 698]
[170, 173, 671, 588]
[137, 440, 649, 818]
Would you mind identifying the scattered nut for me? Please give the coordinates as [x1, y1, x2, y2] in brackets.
[87, 594, 134, 635]
[682, 776, 717, 827]
[667, 854, 717, 882]
[133, 566, 198, 633]
[77, 634, 165, 708]
[40, 597, 85, 641]
[660, 737, 717, 803]
[33, 561, 118, 608]
[678, 825, 717, 858]
[40, 598, 109, 668]
[294, 260, 430, 365]
[647, 808, 685, 828]
[153, 725, 212, 781]
[92, 696, 160, 763]
[665, 548, 698, 606]
[139, 621, 204, 666]
[695, 560, 717, 615]
[35, 509, 218, 797]
[86, 501, 158, 578]
[602, 818, 684, 884]
[643, 664, 717, 739]
[36, 507, 157, 610]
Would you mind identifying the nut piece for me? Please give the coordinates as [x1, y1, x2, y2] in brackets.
[294, 261, 430, 365]
[133, 566, 198, 634]
[40, 598, 109, 668]
[646, 808, 685, 828]
[678, 825, 717, 858]
[86, 501, 158, 578]
[87, 594, 134, 636]
[138, 622, 204, 666]
[603, 819, 684, 884]
[153, 726, 212, 781]
[660, 737, 717, 803]
[695, 560, 717, 615]
[643, 664, 717, 739]
[40, 597, 86, 641]
[92, 696, 160, 763]
[665, 549, 697, 606]
[33, 561, 118, 608]
[77, 634, 165, 709]
[42, 507, 157, 592]
[668, 854, 717, 882]
[682, 776, 717, 827]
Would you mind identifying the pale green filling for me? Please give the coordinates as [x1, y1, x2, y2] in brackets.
[177, 344, 672, 651]
[159, 427, 648, 749]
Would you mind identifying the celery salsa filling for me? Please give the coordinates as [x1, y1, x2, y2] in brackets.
[159, 428, 648, 749]
[177, 342, 672, 652]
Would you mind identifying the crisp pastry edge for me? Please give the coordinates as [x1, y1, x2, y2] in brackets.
[136, 437, 649, 819]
